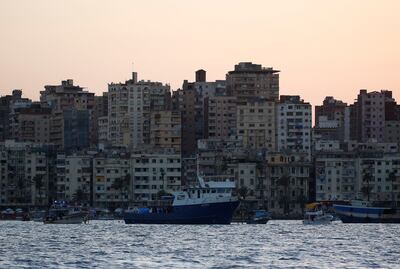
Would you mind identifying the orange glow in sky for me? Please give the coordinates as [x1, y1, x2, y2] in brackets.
[0, 0, 399, 106]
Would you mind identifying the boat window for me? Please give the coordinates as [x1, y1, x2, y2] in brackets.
[207, 190, 210, 193]
[217, 189, 224, 193]
[211, 189, 216, 193]
[197, 190, 200, 198]
[202, 190, 206, 193]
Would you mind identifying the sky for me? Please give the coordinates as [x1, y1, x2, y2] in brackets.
[0, 0, 399, 107]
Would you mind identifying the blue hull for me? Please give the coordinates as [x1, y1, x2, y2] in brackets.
[124, 201, 240, 225]
[333, 204, 400, 223]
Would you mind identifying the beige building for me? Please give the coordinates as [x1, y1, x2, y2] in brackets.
[56, 154, 92, 203]
[131, 154, 181, 202]
[93, 154, 131, 208]
[150, 110, 181, 153]
[266, 152, 311, 217]
[205, 95, 237, 139]
[108, 72, 171, 149]
[40, 79, 95, 149]
[226, 62, 279, 102]
[237, 98, 276, 151]
[0, 141, 50, 207]
[10, 104, 51, 143]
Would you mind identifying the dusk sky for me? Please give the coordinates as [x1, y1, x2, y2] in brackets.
[0, 0, 399, 106]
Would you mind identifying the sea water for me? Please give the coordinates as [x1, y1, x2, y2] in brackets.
[0, 220, 399, 268]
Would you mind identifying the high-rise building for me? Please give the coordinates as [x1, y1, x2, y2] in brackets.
[108, 72, 171, 149]
[204, 95, 237, 139]
[93, 92, 108, 146]
[150, 110, 181, 153]
[226, 62, 279, 102]
[173, 70, 226, 156]
[10, 103, 52, 143]
[349, 90, 396, 143]
[276, 95, 312, 159]
[314, 97, 348, 141]
[40, 79, 95, 150]
[236, 97, 276, 151]
[0, 90, 31, 141]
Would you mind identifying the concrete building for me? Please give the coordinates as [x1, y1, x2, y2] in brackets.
[108, 72, 171, 149]
[0, 90, 31, 142]
[40, 79, 95, 150]
[150, 110, 181, 153]
[93, 93, 108, 146]
[226, 62, 279, 102]
[98, 116, 108, 146]
[0, 141, 54, 207]
[276, 95, 312, 159]
[237, 98, 276, 151]
[63, 109, 90, 152]
[131, 154, 181, 203]
[173, 70, 226, 156]
[10, 103, 52, 143]
[205, 95, 237, 139]
[56, 154, 92, 204]
[385, 121, 400, 145]
[93, 154, 131, 208]
[315, 97, 347, 141]
[349, 90, 395, 143]
[266, 152, 311, 217]
[315, 149, 400, 203]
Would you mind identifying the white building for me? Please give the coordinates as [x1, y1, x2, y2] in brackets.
[108, 72, 171, 149]
[276, 95, 312, 160]
[316, 150, 400, 202]
[93, 154, 131, 208]
[56, 154, 92, 203]
[131, 154, 181, 202]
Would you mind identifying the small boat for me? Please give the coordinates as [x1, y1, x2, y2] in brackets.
[44, 201, 89, 224]
[31, 210, 46, 222]
[303, 210, 334, 224]
[246, 210, 271, 224]
[333, 200, 400, 223]
[94, 209, 115, 220]
[303, 203, 333, 224]
[124, 177, 240, 225]
[0, 208, 16, 220]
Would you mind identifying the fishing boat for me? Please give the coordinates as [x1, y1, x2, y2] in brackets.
[0, 208, 16, 220]
[124, 177, 239, 224]
[303, 203, 334, 225]
[44, 201, 89, 224]
[333, 200, 400, 223]
[246, 210, 271, 224]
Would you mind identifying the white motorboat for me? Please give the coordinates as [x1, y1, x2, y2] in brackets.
[44, 201, 89, 224]
[303, 210, 333, 224]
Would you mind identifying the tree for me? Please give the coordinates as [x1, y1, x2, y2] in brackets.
[111, 174, 131, 207]
[72, 188, 88, 204]
[362, 170, 373, 201]
[32, 175, 44, 206]
[387, 171, 397, 206]
[277, 173, 291, 215]
[238, 186, 248, 200]
[16, 177, 26, 204]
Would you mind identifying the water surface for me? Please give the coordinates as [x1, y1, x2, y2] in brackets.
[0, 220, 399, 268]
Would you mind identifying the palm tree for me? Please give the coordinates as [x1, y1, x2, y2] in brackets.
[387, 171, 397, 207]
[32, 175, 44, 206]
[72, 188, 88, 204]
[277, 173, 291, 215]
[362, 170, 373, 201]
[111, 174, 131, 207]
[238, 186, 248, 200]
[16, 177, 26, 204]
